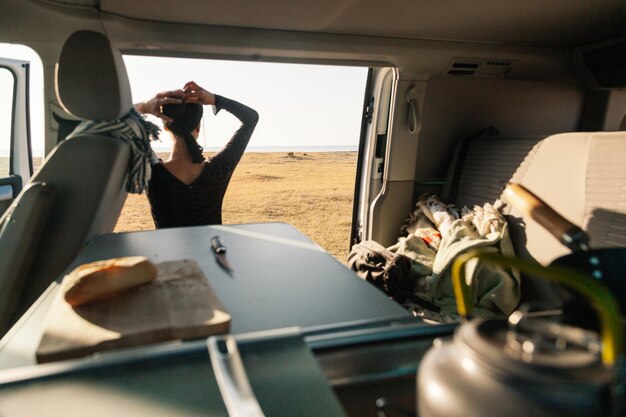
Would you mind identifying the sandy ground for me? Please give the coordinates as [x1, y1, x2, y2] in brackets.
[115, 151, 357, 261]
[8, 152, 357, 261]
[0, 157, 9, 178]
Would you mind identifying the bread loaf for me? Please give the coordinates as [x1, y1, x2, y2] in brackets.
[63, 256, 158, 307]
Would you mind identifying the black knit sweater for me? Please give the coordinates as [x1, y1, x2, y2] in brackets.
[147, 95, 259, 228]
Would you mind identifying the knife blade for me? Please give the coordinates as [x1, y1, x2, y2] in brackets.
[211, 235, 233, 272]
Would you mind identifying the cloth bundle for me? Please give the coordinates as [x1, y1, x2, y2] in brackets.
[389, 195, 520, 322]
[347, 240, 414, 303]
[67, 109, 160, 194]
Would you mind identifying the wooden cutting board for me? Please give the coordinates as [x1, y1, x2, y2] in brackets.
[36, 259, 230, 363]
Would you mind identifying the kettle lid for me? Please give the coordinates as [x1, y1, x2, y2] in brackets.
[457, 316, 611, 381]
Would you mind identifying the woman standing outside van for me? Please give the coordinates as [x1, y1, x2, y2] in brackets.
[135, 81, 259, 228]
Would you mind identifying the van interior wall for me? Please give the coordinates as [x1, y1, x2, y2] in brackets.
[368, 76, 587, 246]
[602, 89, 626, 130]
[3, 0, 577, 156]
[415, 76, 586, 182]
[368, 80, 425, 246]
[579, 89, 626, 131]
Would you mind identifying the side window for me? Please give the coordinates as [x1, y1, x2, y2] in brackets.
[0, 67, 14, 178]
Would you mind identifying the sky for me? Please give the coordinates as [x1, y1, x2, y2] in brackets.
[0, 68, 13, 153]
[124, 55, 368, 151]
[0, 44, 45, 156]
[0, 44, 369, 156]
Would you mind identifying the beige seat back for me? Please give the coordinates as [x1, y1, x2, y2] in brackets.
[1, 31, 134, 330]
[443, 131, 626, 302]
[512, 132, 626, 260]
[0, 182, 55, 332]
[446, 132, 626, 261]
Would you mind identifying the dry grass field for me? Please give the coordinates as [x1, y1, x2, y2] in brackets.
[116, 151, 357, 261]
[0, 158, 8, 178]
[10, 152, 357, 261]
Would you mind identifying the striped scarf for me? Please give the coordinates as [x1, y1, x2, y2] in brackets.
[67, 109, 160, 194]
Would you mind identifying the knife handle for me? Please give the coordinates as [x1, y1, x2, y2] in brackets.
[211, 236, 226, 254]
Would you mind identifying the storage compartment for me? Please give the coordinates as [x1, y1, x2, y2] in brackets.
[310, 323, 456, 417]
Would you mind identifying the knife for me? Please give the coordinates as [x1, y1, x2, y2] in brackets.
[211, 235, 233, 273]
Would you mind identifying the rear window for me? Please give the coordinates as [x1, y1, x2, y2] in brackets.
[117, 55, 368, 261]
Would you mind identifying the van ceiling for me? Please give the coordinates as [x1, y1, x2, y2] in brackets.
[89, 0, 626, 46]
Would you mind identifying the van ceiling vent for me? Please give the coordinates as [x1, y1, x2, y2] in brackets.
[446, 59, 516, 78]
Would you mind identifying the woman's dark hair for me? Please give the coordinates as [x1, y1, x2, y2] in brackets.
[162, 103, 204, 163]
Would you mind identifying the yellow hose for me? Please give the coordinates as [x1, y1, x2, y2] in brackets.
[451, 250, 623, 367]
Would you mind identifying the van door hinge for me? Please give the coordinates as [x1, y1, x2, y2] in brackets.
[364, 97, 375, 124]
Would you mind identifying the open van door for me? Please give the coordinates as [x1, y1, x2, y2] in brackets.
[351, 67, 396, 245]
[0, 57, 32, 216]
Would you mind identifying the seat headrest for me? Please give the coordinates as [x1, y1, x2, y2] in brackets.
[55, 31, 133, 121]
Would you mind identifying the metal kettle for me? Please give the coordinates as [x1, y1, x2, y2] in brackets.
[417, 251, 624, 417]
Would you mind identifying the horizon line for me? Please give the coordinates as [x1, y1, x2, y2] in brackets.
[2, 144, 359, 157]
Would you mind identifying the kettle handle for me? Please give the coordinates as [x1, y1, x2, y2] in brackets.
[451, 250, 622, 367]
[502, 183, 590, 252]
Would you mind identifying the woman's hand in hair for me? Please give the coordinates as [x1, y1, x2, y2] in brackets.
[182, 81, 216, 106]
[135, 90, 185, 122]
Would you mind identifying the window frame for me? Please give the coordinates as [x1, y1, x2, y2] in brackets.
[0, 56, 33, 207]
[0, 64, 21, 197]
